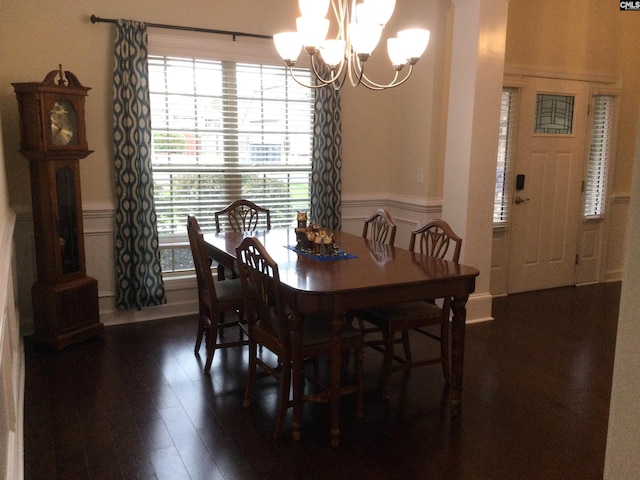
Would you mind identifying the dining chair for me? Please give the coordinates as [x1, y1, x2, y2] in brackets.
[187, 214, 249, 374]
[353, 208, 398, 341]
[214, 199, 272, 280]
[214, 199, 271, 233]
[236, 236, 364, 441]
[362, 208, 397, 246]
[354, 218, 462, 396]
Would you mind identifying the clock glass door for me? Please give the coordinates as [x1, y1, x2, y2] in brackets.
[50, 98, 78, 146]
[55, 166, 80, 274]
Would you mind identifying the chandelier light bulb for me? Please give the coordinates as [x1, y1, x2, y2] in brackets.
[386, 37, 408, 68]
[355, 3, 373, 24]
[274, 32, 303, 65]
[398, 28, 430, 62]
[298, 0, 330, 19]
[349, 22, 383, 57]
[320, 40, 347, 69]
[296, 16, 330, 50]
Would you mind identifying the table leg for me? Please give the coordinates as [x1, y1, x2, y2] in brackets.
[450, 294, 469, 416]
[290, 312, 303, 441]
[216, 263, 226, 281]
[329, 312, 342, 448]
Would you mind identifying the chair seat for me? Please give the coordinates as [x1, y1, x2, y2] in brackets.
[358, 301, 444, 332]
[252, 313, 363, 352]
[214, 277, 248, 303]
[301, 314, 363, 347]
[356, 299, 450, 395]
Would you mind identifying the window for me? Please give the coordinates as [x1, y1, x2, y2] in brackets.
[584, 95, 615, 218]
[534, 94, 574, 134]
[494, 88, 518, 225]
[147, 33, 315, 272]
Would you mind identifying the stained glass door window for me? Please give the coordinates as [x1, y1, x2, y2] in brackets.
[534, 94, 574, 134]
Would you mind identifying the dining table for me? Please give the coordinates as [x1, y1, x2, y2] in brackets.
[203, 228, 479, 447]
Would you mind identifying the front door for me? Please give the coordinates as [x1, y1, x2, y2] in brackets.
[508, 77, 590, 293]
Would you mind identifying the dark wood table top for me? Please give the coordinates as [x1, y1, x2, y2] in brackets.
[203, 229, 480, 306]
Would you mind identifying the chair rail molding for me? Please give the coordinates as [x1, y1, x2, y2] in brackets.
[15, 199, 495, 329]
[341, 194, 443, 247]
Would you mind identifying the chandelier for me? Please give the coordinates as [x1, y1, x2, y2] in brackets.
[273, 0, 430, 90]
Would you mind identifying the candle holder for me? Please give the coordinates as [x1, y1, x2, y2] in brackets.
[292, 212, 339, 256]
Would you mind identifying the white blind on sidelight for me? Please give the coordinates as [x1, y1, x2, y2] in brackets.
[147, 31, 314, 235]
[584, 95, 615, 218]
[494, 88, 518, 225]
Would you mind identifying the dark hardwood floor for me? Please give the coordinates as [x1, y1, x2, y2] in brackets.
[24, 282, 620, 480]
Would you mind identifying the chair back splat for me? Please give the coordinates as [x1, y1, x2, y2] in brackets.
[214, 199, 271, 233]
[213, 199, 271, 280]
[362, 208, 397, 246]
[410, 219, 462, 262]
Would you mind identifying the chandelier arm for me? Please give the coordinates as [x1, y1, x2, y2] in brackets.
[326, 61, 349, 90]
[310, 55, 344, 85]
[329, 62, 350, 90]
[287, 66, 328, 89]
[360, 65, 414, 90]
[286, 63, 348, 90]
[331, 0, 347, 38]
[346, 54, 367, 88]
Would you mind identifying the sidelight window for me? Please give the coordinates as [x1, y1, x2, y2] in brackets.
[584, 95, 615, 218]
[493, 88, 518, 225]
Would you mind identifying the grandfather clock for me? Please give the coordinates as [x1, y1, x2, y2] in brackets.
[13, 66, 103, 349]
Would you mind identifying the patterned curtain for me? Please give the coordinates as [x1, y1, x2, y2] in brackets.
[311, 80, 342, 230]
[113, 20, 166, 310]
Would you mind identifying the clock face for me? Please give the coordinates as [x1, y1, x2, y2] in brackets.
[50, 98, 77, 146]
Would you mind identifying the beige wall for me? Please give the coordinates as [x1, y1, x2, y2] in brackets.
[0, 0, 450, 325]
[0, 109, 9, 227]
[605, 109, 640, 478]
[0, 1, 302, 210]
[340, 0, 446, 202]
[0, 0, 445, 214]
[505, 0, 640, 196]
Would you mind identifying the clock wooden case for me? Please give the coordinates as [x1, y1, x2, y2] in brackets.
[13, 66, 103, 349]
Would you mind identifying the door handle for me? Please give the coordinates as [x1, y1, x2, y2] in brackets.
[515, 196, 530, 204]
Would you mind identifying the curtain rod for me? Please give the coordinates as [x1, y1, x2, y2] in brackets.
[89, 15, 272, 40]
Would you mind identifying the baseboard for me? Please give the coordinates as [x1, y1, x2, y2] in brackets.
[466, 292, 494, 324]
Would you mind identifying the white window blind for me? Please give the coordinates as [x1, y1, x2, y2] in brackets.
[148, 37, 314, 236]
[494, 88, 518, 225]
[584, 95, 615, 218]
